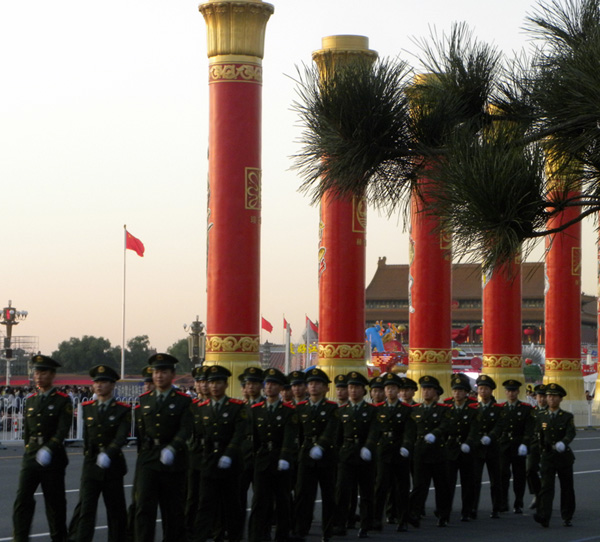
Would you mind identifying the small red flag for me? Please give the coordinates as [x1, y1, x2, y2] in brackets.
[284, 318, 292, 335]
[261, 317, 273, 333]
[126, 230, 145, 257]
[306, 316, 319, 334]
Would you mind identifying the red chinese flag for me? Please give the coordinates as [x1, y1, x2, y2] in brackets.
[126, 231, 145, 257]
[261, 317, 273, 333]
[284, 318, 292, 335]
[306, 316, 319, 334]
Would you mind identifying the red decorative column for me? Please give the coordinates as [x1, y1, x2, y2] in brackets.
[200, 1, 273, 380]
[482, 259, 523, 382]
[407, 167, 453, 398]
[544, 162, 586, 422]
[312, 36, 377, 387]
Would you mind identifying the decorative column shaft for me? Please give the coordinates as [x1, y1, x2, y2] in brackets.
[544, 162, 586, 422]
[593, 231, 600, 420]
[407, 172, 453, 398]
[482, 259, 523, 383]
[312, 36, 377, 388]
[200, 0, 273, 380]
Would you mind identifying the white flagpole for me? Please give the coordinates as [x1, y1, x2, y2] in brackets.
[121, 225, 127, 378]
[284, 315, 291, 374]
[305, 315, 309, 369]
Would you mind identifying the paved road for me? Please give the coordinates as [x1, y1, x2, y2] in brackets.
[1, 430, 599, 541]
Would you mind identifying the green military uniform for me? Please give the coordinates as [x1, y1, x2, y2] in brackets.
[469, 374, 505, 519]
[192, 365, 249, 542]
[13, 355, 73, 542]
[407, 376, 451, 527]
[533, 383, 576, 528]
[134, 354, 192, 542]
[248, 368, 299, 542]
[76, 365, 131, 542]
[370, 373, 416, 532]
[293, 368, 340, 541]
[526, 384, 547, 507]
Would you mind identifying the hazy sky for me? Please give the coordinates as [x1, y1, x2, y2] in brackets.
[1, 0, 597, 356]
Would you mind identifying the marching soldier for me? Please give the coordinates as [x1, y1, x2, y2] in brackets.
[469, 374, 504, 519]
[533, 383, 576, 528]
[368, 376, 385, 405]
[407, 375, 451, 528]
[75, 365, 130, 542]
[444, 374, 477, 522]
[334, 374, 349, 406]
[398, 377, 418, 406]
[134, 353, 192, 542]
[141, 366, 154, 393]
[293, 368, 339, 542]
[192, 365, 248, 542]
[248, 368, 299, 542]
[13, 355, 73, 542]
[498, 379, 534, 514]
[289, 370, 309, 405]
[333, 372, 377, 538]
[527, 384, 548, 510]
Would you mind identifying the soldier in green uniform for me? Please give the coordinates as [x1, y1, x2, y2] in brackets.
[371, 373, 415, 533]
[368, 376, 385, 405]
[332, 372, 377, 538]
[527, 384, 547, 510]
[134, 353, 192, 542]
[334, 374, 349, 406]
[533, 383, 576, 528]
[469, 374, 504, 519]
[407, 375, 451, 528]
[443, 373, 478, 522]
[292, 368, 339, 542]
[398, 377, 418, 406]
[75, 365, 130, 542]
[13, 355, 73, 542]
[497, 379, 534, 514]
[248, 368, 299, 542]
[192, 365, 249, 542]
[289, 370, 309, 405]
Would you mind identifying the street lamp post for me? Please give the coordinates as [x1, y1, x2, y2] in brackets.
[0, 300, 28, 386]
[184, 316, 206, 368]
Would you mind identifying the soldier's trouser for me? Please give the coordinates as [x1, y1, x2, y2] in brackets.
[13, 463, 67, 542]
[408, 458, 450, 522]
[500, 452, 526, 509]
[249, 466, 292, 542]
[185, 467, 202, 540]
[374, 458, 410, 528]
[472, 452, 501, 514]
[537, 459, 575, 522]
[526, 448, 541, 497]
[335, 459, 375, 530]
[294, 462, 336, 538]
[446, 454, 475, 517]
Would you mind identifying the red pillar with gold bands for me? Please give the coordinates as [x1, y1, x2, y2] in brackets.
[482, 259, 524, 383]
[312, 36, 377, 388]
[200, 0, 273, 380]
[407, 173, 453, 398]
[544, 161, 587, 422]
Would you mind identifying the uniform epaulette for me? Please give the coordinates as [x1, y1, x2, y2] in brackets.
[55, 391, 69, 398]
[374, 401, 386, 407]
[325, 400, 337, 405]
[115, 401, 130, 408]
[192, 398, 200, 404]
[437, 402, 451, 407]
[468, 403, 479, 409]
[496, 402, 507, 407]
[140, 390, 152, 397]
[340, 403, 351, 408]
[26, 392, 36, 399]
[365, 402, 376, 407]
[400, 401, 412, 408]
[134, 404, 141, 410]
[228, 398, 244, 405]
[443, 397, 453, 403]
[282, 402, 295, 409]
[297, 400, 309, 406]
[411, 403, 422, 407]
[252, 401, 265, 408]
[520, 402, 533, 408]
[175, 391, 189, 398]
[82, 400, 95, 406]
[197, 399, 210, 407]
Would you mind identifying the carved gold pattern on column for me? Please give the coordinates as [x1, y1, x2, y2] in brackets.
[206, 334, 260, 353]
[318, 343, 365, 359]
[209, 63, 263, 83]
[409, 348, 452, 364]
[352, 196, 367, 233]
[482, 354, 522, 368]
[245, 168, 261, 210]
[545, 357, 581, 371]
[572, 246, 581, 276]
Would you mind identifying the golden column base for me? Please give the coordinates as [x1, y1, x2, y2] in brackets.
[204, 334, 261, 386]
[406, 348, 452, 402]
[318, 342, 368, 400]
[545, 360, 589, 426]
[481, 354, 524, 390]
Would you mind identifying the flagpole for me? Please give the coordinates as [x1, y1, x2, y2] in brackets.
[305, 315, 309, 369]
[284, 317, 291, 374]
[121, 225, 127, 378]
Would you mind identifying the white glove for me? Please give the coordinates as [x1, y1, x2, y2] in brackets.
[424, 433, 436, 444]
[360, 447, 372, 462]
[400, 447, 410, 458]
[460, 443, 471, 454]
[555, 441, 566, 453]
[277, 459, 290, 471]
[96, 452, 111, 469]
[35, 447, 52, 466]
[217, 455, 232, 469]
[309, 445, 323, 460]
[481, 436, 491, 446]
[160, 446, 175, 466]
[518, 444, 528, 456]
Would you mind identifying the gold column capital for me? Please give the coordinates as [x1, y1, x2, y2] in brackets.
[312, 35, 378, 76]
[199, 0, 274, 59]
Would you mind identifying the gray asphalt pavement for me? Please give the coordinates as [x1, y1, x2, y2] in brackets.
[1, 430, 599, 541]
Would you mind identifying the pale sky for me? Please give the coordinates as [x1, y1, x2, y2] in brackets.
[1, 0, 597, 355]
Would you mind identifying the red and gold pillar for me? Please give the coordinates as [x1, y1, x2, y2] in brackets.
[312, 36, 377, 389]
[544, 159, 587, 422]
[482, 259, 523, 383]
[200, 0, 273, 380]
[407, 171, 453, 398]
[594, 233, 600, 420]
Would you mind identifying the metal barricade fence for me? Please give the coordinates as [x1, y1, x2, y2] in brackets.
[0, 395, 140, 444]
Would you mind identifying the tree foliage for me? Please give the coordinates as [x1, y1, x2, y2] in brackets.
[52, 335, 119, 374]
